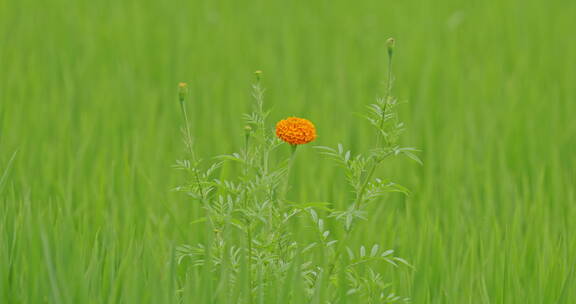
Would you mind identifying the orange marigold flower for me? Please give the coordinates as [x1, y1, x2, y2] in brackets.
[275, 117, 317, 145]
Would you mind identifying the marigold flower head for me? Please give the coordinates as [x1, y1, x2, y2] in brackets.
[275, 117, 317, 145]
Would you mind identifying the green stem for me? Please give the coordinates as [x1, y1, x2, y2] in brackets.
[326, 229, 351, 279]
[353, 160, 378, 210]
[179, 100, 205, 199]
[194, 170, 205, 200]
[241, 126, 254, 304]
[179, 100, 195, 159]
[281, 145, 298, 203]
[326, 158, 379, 279]
[246, 220, 253, 304]
[386, 51, 393, 100]
[376, 50, 394, 147]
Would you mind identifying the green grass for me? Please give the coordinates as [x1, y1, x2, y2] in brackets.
[1, 0, 575, 302]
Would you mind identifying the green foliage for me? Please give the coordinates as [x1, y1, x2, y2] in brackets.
[2, 0, 576, 303]
[175, 48, 416, 302]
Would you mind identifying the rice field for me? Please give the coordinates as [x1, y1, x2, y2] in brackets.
[1, 0, 575, 303]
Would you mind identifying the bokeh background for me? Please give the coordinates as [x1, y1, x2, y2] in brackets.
[1, 0, 575, 302]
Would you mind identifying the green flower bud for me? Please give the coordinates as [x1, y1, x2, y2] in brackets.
[386, 38, 395, 57]
[178, 82, 188, 102]
[254, 70, 263, 82]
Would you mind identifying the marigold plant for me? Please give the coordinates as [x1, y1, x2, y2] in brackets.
[174, 39, 419, 303]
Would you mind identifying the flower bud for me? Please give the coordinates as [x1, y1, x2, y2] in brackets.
[386, 38, 395, 57]
[178, 82, 188, 102]
[254, 70, 263, 82]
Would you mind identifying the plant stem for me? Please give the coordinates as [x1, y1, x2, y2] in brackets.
[376, 49, 394, 147]
[246, 220, 253, 304]
[353, 160, 378, 210]
[194, 170, 205, 200]
[326, 152, 382, 283]
[326, 229, 351, 279]
[386, 49, 393, 100]
[241, 125, 254, 304]
[179, 100, 205, 199]
[281, 145, 298, 203]
[179, 100, 195, 159]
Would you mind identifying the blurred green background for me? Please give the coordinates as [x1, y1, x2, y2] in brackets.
[1, 0, 575, 302]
